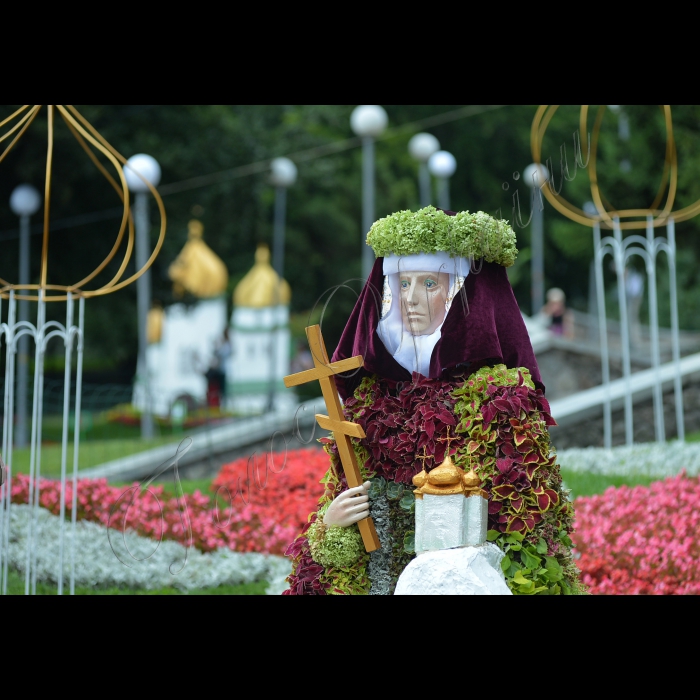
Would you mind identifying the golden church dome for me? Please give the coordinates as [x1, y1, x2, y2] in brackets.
[233, 244, 291, 308]
[168, 219, 229, 299]
[420, 453, 466, 496]
[147, 305, 164, 344]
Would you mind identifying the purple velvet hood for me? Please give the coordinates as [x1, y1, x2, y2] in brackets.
[331, 256, 543, 400]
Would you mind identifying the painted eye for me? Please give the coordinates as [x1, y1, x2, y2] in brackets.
[400, 280, 409, 290]
[425, 279, 437, 289]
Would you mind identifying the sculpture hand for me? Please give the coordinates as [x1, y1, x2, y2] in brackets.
[323, 482, 371, 528]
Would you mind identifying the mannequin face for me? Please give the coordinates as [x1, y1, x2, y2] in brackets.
[399, 271, 449, 336]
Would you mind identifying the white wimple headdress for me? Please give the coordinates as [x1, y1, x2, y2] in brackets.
[377, 253, 469, 377]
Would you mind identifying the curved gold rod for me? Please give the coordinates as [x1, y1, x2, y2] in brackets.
[532, 105, 597, 226]
[0, 104, 30, 131]
[0, 105, 41, 166]
[660, 105, 677, 217]
[63, 104, 168, 297]
[0, 105, 39, 146]
[0, 104, 164, 302]
[40, 105, 54, 289]
[532, 104, 685, 230]
[56, 106, 133, 291]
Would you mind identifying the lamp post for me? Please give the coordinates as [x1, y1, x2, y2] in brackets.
[408, 133, 440, 208]
[124, 154, 161, 440]
[9, 184, 42, 449]
[267, 157, 297, 411]
[523, 163, 550, 317]
[350, 105, 388, 280]
[428, 150, 457, 211]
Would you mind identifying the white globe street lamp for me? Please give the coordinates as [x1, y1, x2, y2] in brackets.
[523, 163, 550, 316]
[10, 184, 42, 449]
[351, 105, 388, 279]
[10, 184, 41, 217]
[408, 133, 440, 207]
[428, 150, 457, 211]
[124, 154, 161, 193]
[267, 157, 297, 411]
[125, 154, 162, 440]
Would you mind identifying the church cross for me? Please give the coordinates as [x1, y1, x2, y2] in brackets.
[284, 325, 381, 553]
[438, 426, 459, 456]
[416, 446, 432, 472]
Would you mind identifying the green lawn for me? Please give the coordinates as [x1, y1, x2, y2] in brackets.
[9, 436, 179, 478]
[4, 569, 268, 596]
[559, 470, 659, 499]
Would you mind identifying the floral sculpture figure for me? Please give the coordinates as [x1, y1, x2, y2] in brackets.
[284, 206, 584, 595]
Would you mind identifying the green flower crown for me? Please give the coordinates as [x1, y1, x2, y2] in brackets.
[366, 206, 518, 267]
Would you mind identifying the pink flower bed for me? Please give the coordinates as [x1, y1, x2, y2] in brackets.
[572, 472, 700, 595]
[9, 447, 327, 555]
[10, 449, 700, 595]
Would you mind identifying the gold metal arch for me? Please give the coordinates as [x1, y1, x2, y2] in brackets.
[0, 104, 166, 301]
[531, 105, 700, 230]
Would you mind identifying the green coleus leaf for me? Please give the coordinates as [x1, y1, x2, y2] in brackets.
[521, 549, 541, 570]
[403, 531, 415, 554]
[507, 531, 525, 543]
[545, 556, 562, 572]
[501, 554, 512, 572]
[536, 538, 548, 554]
[487, 529, 500, 542]
[513, 570, 530, 585]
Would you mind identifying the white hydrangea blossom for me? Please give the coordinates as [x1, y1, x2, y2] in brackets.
[7, 504, 290, 594]
[557, 441, 700, 478]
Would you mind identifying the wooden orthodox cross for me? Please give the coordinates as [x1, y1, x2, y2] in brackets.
[284, 325, 381, 552]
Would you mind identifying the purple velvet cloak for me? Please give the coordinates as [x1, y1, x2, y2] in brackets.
[331, 256, 543, 400]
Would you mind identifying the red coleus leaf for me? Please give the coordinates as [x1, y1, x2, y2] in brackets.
[491, 398, 511, 413]
[467, 441, 481, 454]
[537, 493, 552, 511]
[506, 517, 527, 534]
[511, 496, 524, 512]
[500, 442, 516, 457]
[516, 439, 534, 454]
[481, 404, 497, 425]
[496, 458, 513, 474]
[545, 489, 559, 507]
[492, 484, 517, 500]
[525, 464, 539, 480]
[542, 413, 557, 427]
[523, 452, 539, 464]
[488, 500, 503, 515]
[513, 432, 528, 446]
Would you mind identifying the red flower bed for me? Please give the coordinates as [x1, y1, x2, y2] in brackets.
[10, 447, 328, 556]
[572, 473, 700, 595]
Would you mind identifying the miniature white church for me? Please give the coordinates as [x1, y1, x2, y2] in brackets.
[228, 244, 294, 414]
[134, 232, 295, 418]
[134, 219, 230, 417]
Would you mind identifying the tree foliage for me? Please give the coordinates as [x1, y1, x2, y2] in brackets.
[1, 104, 699, 378]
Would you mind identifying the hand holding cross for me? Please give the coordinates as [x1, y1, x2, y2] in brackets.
[284, 325, 381, 552]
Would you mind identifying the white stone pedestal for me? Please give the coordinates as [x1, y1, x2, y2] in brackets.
[394, 543, 512, 595]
